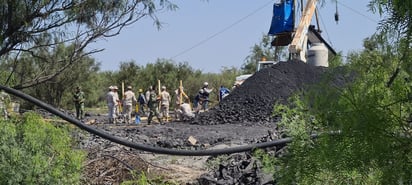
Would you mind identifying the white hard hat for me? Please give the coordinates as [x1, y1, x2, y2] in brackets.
[203, 82, 208, 86]
[199, 89, 204, 93]
[161, 86, 166, 90]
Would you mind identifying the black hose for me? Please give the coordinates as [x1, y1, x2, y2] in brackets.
[0, 85, 316, 156]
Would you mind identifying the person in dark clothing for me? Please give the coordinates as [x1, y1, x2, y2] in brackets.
[147, 87, 163, 125]
[73, 86, 85, 120]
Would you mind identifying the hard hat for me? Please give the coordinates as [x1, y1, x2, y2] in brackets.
[161, 86, 166, 90]
[203, 82, 209, 86]
[113, 86, 118, 90]
[109, 86, 114, 90]
[138, 89, 143, 93]
[199, 89, 204, 93]
[127, 86, 132, 90]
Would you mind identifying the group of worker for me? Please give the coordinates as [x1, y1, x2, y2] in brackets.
[72, 81, 234, 125]
[0, 81, 235, 123]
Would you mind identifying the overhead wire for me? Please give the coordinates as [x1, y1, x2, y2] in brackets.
[171, 0, 273, 60]
[337, 1, 378, 24]
[317, 6, 334, 47]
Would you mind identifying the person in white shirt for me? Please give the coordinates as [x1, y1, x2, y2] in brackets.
[176, 103, 195, 121]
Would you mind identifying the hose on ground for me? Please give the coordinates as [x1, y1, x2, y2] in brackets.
[0, 85, 317, 156]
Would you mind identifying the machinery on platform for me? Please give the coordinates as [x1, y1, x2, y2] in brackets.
[269, 0, 336, 66]
[235, 0, 336, 86]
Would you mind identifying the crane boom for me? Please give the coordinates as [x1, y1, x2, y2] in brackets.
[288, 0, 318, 61]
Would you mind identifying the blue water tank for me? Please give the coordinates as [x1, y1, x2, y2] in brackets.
[307, 43, 328, 67]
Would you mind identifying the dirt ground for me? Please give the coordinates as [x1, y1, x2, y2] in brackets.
[74, 60, 343, 184]
[79, 114, 279, 184]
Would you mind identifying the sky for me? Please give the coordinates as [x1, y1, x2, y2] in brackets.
[90, 0, 382, 73]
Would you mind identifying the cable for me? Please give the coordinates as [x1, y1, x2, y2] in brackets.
[171, 0, 273, 60]
[0, 84, 318, 156]
[317, 7, 334, 47]
[338, 1, 378, 24]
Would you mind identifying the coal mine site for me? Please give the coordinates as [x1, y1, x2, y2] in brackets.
[75, 60, 346, 184]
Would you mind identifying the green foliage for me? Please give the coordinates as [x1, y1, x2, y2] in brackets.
[253, 149, 278, 175]
[242, 34, 286, 74]
[0, 113, 85, 184]
[0, 0, 178, 91]
[100, 59, 237, 110]
[264, 33, 412, 184]
[204, 155, 230, 170]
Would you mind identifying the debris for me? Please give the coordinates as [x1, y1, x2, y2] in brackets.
[187, 136, 197, 146]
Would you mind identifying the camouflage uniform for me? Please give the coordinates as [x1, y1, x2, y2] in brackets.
[0, 91, 11, 119]
[147, 90, 163, 125]
[73, 86, 85, 120]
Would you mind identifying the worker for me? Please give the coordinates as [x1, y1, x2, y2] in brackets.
[147, 85, 163, 125]
[194, 89, 206, 114]
[232, 82, 240, 90]
[73, 86, 85, 120]
[176, 103, 195, 121]
[160, 86, 171, 122]
[145, 86, 152, 116]
[174, 87, 189, 121]
[200, 82, 213, 111]
[219, 85, 230, 102]
[106, 86, 117, 124]
[123, 85, 137, 124]
[137, 89, 147, 116]
[112, 86, 121, 119]
[0, 90, 11, 120]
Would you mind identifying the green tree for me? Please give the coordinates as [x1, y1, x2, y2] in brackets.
[255, 2, 412, 184]
[0, 0, 177, 89]
[0, 113, 85, 184]
[265, 30, 412, 185]
[242, 34, 287, 74]
[2, 43, 101, 108]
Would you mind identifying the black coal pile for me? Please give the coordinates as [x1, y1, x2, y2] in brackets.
[193, 60, 328, 125]
[197, 153, 274, 185]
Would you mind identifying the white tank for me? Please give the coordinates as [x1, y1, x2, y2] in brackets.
[307, 43, 328, 67]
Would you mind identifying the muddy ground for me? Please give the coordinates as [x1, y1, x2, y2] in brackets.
[67, 60, 347, 184]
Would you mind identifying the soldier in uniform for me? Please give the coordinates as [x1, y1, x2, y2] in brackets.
[106, 86, 117, 124]
[0, 90, 11, 119]
[147, 86, 163, 125]
[160, 86, 171, 122]
[73, 86, 85, 120]
[123, 86, 137, 124]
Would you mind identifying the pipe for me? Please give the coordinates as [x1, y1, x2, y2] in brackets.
[0, 84, 318, 156]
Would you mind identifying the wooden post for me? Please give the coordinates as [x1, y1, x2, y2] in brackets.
[179, 80, 183, 105]
[122, 82, 124, 97]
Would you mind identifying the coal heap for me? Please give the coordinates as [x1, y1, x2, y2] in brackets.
[192, 60, 328, 125]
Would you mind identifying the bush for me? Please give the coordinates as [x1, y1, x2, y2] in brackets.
[0, 113, 85, 184]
